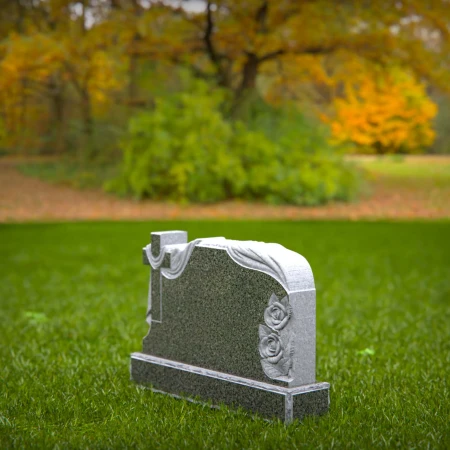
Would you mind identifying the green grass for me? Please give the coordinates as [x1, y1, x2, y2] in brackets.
[353, 155, 450, 184]
[17, 161, 119, 189]
[1, 221, 449, 449]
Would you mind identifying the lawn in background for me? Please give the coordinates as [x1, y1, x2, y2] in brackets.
[16, 154, 450, 190]
[0, 221, 449, 448]
[18, 161, 118, 190]
[352, 155, 450, 214]
[353, 154, 450, 183]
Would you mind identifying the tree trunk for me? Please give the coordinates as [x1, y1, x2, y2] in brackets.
[19, 78, 28, 153]
[128, 52, 139, 106]
[240, 53, 259, 93]
[49, 75, 66, 154]
[80, 90, 94, 162]
[127, 32, 144, 108]
[231, 53, 260, 118]
[127, 1, 144, 108]
[52, 94, 66, 155]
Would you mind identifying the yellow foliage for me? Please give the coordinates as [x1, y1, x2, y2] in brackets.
[63, 40, 123, 113]
[0, 33, 62, 90]
[0, 33, 62, 148]
[0, 28, 122, 151]
[327, 68, 438, 154]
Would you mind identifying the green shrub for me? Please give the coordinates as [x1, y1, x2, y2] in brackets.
[107, 84, 362, 205]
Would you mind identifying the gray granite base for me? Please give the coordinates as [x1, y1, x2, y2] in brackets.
[130, 352, 330, 423]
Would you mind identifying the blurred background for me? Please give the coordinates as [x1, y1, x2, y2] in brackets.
[0, 0, 449, 219]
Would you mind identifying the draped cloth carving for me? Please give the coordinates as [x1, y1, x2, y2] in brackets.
[145, 237, 313, 294]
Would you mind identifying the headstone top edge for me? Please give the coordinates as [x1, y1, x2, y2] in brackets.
[151, 230, 188, 236]
[144, 231, 315, 292]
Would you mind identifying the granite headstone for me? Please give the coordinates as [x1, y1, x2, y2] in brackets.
[130, 230, 330, 423]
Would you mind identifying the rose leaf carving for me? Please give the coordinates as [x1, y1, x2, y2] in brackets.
[268, 293, 279, 306]
[276, 338, 293, 375]
[276, 354, 292, 376]
[285, 336, 294, 359]
[258, 324, 272, 339]
[261, 359, 286, 379]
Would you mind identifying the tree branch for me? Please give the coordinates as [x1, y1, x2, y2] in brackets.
[300, 45, 338, 55]
[204, 0, 220, 67]
[255, 1, 268, 34]
[259, 44, 337, 64]
[168, 54, 214, 82]
[202, 1, 233, 87]
[258, 49, 285, 63]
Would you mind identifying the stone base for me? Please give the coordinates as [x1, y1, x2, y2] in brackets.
[130, 352, 330, 423]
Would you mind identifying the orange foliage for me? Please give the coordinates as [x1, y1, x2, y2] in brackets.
[328, 68, 437, 154]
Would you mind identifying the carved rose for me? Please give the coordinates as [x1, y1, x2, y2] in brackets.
[264, 294, 291, 330]
[258, 324, 293, 379]
[259, 332, 284, 364]
[259, 293, 294, 380]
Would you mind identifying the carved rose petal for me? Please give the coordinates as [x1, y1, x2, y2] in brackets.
[259, 336, 271, 358]
[264, 301, 291, 330]
[272, 302, 286, 319]
[266, 352, 283, 364]
[272, 315, 289, 331]
[259, 333, 283, 360]
[267, 336, 281, 355]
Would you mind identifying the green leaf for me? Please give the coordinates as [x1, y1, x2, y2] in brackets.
[357, 347, 375, 356]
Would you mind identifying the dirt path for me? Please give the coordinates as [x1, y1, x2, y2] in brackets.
[1, 159, 449, 222]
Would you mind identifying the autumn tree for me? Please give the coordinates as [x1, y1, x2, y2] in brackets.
[260, 52, 439, 153]
[61, 2, 123, 159]
[0, 0, 123, 158]
[173, 0, 449, 114]
[96, 0, 194, 107]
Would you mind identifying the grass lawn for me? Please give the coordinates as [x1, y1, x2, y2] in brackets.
[352, 155, 450, 183]
[17, 161, 118, 190]
[17, 155, 450, 186]
[0, 221, 449, 448]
